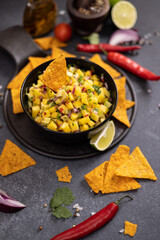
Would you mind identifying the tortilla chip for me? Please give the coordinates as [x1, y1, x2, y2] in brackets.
[34, 36, 67, 50]
[0, 139, 36, 176]
[56, 166, 72, 182]
[52, 46, 76, 59]
[11, 89, 24, 114]
[7, 62, 33, 89]
[41, 55, 67, 92]
[113, 78, 131, 127]
[125, 99, 135, 109]
[89, 54, 121, 79]
[29, 55, 52, 69]
[124, 221, 137, 237]
[115, 146, 157, 180]
[102, 145, 141, 194]
[84, 161, 108, 193]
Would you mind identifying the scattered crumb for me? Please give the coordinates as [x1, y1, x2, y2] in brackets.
[91, 212, 96, 216]
[119, 228, 124, 234]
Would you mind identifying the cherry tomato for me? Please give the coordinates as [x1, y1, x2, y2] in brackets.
[54, 23, 72, 42]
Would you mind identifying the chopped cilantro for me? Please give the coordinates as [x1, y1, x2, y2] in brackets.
[93, 85, 101, 95]
[81, 104, 87, 110]
[49, 187, 75, 219]
[93, 108, 99, 112]
[78, 75, 83, 83]
[50, 101, 56, 107]
[88, 89, 92, 93]
[57, 113, 61, 119]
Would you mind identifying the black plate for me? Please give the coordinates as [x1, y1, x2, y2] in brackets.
[3, 60, 137, 159]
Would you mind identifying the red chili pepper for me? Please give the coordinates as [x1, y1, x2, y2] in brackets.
[77, 43, 141, 53]
[50, 195, 133, 240]
[107, 52, 160, 81]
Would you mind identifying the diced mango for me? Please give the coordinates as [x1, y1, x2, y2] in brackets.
[41, 102, 50, 110]
[78, 116, 90, 125]
[42, 110, 50, 118]
[65, 101, 74, 110]
[41, 117, 51, 125]
[71, 113, 79, 121]
[81, 93, 88, 105]
[58, 104, 68, 114]
[76, 69, 84, 76]
[42, 98, 48, 105]
[83, 81, 94, 91]
[49, 106, 57, 113]
[59, 122, 71, 133]
[82, 109, 89, 117]
[99, 104, 109, 114]
[104, 100, 112, 108]
[90, 112, 99, 122]
[97, 93, 105, 103]
[47, 88, 55, 98]
[68, 92, 75, 101]
[69, 121, 79, 132]
[88, 120, 95, 127]
[89, 96, 98, 106]
[80, 124, 89, 131]
[51, 112, 59, 119]
[34, 116, 42, 123]
[32, 105, 40, 118]
[75, 86, 82, 96]
[33, 98, 41, 106]
[73, 100, 82, 109]
[47, 121, 58, 131]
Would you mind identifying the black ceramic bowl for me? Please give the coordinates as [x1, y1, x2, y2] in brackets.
[21, 58, 117, 143]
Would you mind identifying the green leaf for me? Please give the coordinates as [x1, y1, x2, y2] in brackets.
[50, 187, 75, 209]
[83, 33, 100, 44]
[52, 206, 72, 219]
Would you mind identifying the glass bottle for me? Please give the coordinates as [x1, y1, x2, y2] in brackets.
[23, 0, 57, 37]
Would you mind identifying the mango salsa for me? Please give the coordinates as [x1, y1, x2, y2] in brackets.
[26, 65, 112, 133]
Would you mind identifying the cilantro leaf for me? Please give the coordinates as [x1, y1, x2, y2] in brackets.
[50, 187, 75, 208]
[52, 206, 72, 219]
[93, 85, 101, 95]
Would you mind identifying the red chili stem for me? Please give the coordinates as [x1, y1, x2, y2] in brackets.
[77, 43, 141, 53]
[50, 195, 133, 240]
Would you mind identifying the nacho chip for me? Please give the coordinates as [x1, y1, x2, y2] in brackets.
[41, 55, 67, 92]
[34, 36, 67, 50]
[124, 221, 137, 237]
[29, 55, 52, 69]
[113, 78, 131, 127]
[0, 139, 36, 176]
[11, 89, 24, 114]
[52, 46, 76, 59]
[84, 161, 108, 193]
[115, 146, 157, 180]
[56, 166, 72, 183]
[102, 145, 141, 194]
[125, 99, 135, 109]
[89, 54, 121, 78]
[7, 62, 33, 89]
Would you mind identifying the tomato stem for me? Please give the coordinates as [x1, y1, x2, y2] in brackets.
[114, 195, 133, 206]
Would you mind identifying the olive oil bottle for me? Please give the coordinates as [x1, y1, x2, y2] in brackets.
[23, 0, 57, 37]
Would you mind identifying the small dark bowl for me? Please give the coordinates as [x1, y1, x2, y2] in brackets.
[21, 58, 117, 143]
[67, 0, 110, 35]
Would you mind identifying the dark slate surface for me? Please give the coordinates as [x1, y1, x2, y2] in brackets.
[0, 0, 160, 239]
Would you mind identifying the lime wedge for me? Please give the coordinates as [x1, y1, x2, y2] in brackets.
[111, 1, 137, 29]
[109, 0, 120, 7]
[90, 120, 115, 151]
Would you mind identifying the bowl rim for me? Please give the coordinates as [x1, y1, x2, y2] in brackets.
[20, 57, 117, 137]
[67, 0, 110, 20]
